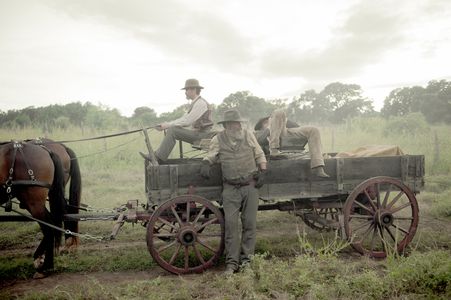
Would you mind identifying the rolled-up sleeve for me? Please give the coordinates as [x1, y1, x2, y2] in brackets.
[203, 135, 220, 164]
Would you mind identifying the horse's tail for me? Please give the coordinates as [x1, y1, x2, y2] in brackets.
[64, 145, 81, 235]
[48, 151, 66, 249]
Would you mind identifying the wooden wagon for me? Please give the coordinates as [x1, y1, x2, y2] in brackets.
[126, 133, 425, 275]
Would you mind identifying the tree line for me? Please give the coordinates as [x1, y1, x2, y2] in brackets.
[1, 79, 450, 131]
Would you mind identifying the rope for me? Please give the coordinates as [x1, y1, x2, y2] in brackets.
[39, 126, 157, 144]
[72, 136, 140, 160]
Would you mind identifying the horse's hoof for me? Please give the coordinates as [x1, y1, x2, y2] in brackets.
[33, 272, 47, 279]
[33, 255, 45, 269]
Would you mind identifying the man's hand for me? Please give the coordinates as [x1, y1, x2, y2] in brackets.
[200, 160, 211, 179]
[255, 169, 267, 188]
[156, 123, 170, 131]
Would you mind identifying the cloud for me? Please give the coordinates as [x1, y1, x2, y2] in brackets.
[259, 1, 409, 82]
[43, 0, 252, 71]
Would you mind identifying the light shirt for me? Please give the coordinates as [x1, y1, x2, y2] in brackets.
[203, 129, 267, 165]
[168, 96, 208, 129]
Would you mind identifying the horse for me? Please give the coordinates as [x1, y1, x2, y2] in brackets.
[0, 140, 66, 278]
[29, 138, 82, 251]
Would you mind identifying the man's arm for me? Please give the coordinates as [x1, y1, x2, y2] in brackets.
[202, 135, 220, 164]
[247, 130, 267, 171]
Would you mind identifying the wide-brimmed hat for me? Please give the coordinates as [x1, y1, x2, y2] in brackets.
[254, 116, 270, 131]
[181, 78, 204, 90]
[217, 109, 246, 124]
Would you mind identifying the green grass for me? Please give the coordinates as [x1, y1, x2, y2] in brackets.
[1, 119, 451, 299]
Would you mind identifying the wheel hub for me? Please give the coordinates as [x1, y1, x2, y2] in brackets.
[375, 210, 393, 227]
[178, 226, 197, 246]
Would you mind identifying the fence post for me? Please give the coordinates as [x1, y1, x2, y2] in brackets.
[433, 131, 440, 166]
[331, 128, 335, 152]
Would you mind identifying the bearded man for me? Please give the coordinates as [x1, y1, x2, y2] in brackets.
[200, 109, 267, 276]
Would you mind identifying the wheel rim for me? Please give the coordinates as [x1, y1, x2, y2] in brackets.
[146, 195, 225, 274]
[343, 176, 419, 258]
[297, 207, 341, 232]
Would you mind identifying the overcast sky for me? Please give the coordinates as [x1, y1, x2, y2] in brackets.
[1, 0, 450, 116]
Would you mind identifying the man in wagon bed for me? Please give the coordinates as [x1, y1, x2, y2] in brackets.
[254, 109, 329, 178]
[153, 78, 214, 163]
[201, 109, 267, 276]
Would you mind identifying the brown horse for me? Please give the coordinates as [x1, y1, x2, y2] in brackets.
[0, 141, 66, 278]
[29, 138, 82, 251]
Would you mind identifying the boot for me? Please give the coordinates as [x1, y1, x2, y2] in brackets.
[312, 166, 330, 178]
[269, 148, 286, 159]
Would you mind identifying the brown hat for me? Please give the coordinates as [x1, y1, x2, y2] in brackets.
[254, 116, 270, 131]
[217, 109, 245, 124]
[181, 78, 204, 90]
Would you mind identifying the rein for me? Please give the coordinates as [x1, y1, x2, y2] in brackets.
[2, 141, 51, 211]
[37, 126, 156, 144]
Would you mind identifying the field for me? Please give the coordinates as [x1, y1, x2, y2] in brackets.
[1, 118, 451, 299]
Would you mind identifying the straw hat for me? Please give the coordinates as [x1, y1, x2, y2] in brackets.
[217, 109, 246, 124]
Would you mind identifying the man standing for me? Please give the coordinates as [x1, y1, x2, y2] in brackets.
[254, 109, 329, 178]
[154, 78, 213, 162]
[201, 109, 267, 275]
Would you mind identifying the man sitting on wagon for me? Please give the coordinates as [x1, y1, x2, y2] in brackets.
[254, 109, 329, 178]
[149, 78, 214, 163]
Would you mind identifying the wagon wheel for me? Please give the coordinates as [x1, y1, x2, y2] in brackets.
[343, 176, 419, 258]
[297, 207, 342, 232]
[146, 195, 225, 274]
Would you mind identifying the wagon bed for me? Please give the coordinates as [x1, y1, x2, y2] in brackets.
[140, 150, 424, 274]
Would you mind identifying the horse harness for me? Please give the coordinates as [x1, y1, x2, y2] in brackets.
[1, 141, 52, 212]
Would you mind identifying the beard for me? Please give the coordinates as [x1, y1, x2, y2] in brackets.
[226, 128, 244, 141]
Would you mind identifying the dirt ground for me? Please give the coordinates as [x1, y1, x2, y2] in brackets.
[2, 205, 450, 297]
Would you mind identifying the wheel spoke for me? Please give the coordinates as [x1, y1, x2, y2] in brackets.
[390, 202, 411, 214]
[382, 184, 392, 208]
[157, 217, 178, 230]
[351, 219, 373, 233]
[392, 223, 409, 235]
[392, 216, 414, 220]
[385, 226, 397, 242]
[377, 225, 387, 253]
[157, 240, 177, 253]
[169, 243, 182, 265]
[193, 244, 205, 264]
[375, 183, 381, 208]
[186, 200, 191, 223]
[198, 233, 222, 237]
[154, 233, 176, 238]
[196, 217, 218, 231]
[364, 189, 377, 211]
[184, 246, 189, 270]
[170, 206, 183, 225]
[193, 206, 206, 224]
[369, 225, 377, 255]
[354, 199, 374, 214]
[355, 223, 374, 243]
[386, 191, 403, 209]
[349, 214, 373, 220]
[197, 238, 216, 254]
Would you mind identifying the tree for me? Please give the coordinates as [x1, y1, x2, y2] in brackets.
[288, 83, 374, 124]
[217, 91, 280, 125]
[319, 82, 374, 123]
[381, 86, 424, 117]
[421, 80, 451, 124]
[130, 106, 158, 126]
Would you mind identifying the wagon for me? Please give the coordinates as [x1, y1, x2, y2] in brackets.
[122, 133, 425, 275]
